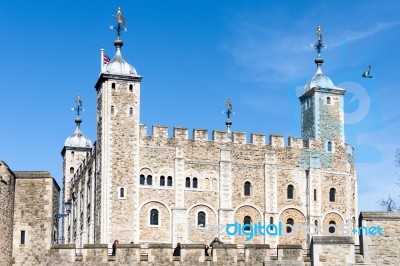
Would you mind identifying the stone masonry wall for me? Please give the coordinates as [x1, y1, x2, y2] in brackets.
[311, 236, 355, 266]
[12, 172, 60, 266]
[0, 161, 15, 266]
[45, 243, 308, 265]
[359, 212, 400, 265]
[135, 128, 355, 247]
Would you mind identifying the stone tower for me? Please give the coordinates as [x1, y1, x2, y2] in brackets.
[61, 98, 93, 243]
[300, 26, 345, 149]
[94, 7, 142, 244]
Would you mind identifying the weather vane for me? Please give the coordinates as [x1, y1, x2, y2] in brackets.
[313, 26, 325, 57]
[71, 95, 84, 116]
[223, 99, 234, 142]
[225, 99, 233, 119]
[110, 7, 127, 39]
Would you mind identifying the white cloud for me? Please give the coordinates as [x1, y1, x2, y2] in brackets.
[330, 21, 400, 48]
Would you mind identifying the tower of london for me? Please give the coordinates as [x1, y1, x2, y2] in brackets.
[61, 9, 357, 248]
[2, 7, 400, 266]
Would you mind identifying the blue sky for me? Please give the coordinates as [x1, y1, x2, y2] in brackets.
[1, 0, 399, 212]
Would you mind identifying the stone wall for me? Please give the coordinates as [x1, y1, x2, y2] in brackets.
[311, 236, 355, 266]
[45, 243, 308, 265]
[359, 212, 400, 265]
[12, 171, 60, 266]
[0, 161, 15, 266]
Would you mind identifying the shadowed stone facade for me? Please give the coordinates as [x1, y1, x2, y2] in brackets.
[0, 161, 15, 266]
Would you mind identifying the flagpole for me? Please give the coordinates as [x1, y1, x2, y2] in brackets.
[100, 48, 104, 73]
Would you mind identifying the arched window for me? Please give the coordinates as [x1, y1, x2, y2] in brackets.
[329, 188, 336, 202]
[244, 181, 251, 196]
[160, 176, 165, 186]
[119, 188, 124, 198]
[198, 211, 206, 227]
[167, 176, 173, 186]
[147, 175, 153, 186]
[314, 189, 317, 201]
[243, 216, 252, 231]
[287, 185, 294, 199]
[112, 83, 116, 90]
[150, 209, 159, 225]
[327, 97, 331, 104]
[313, 220, 318, 234]
[140, 174, 145, 185]
[185, 177, 190, 188]
[111, 106, 115, 115]
[327, 141, 332, 152]
[129, 107, 133, 116]
[286, 218, 294, 233]
[71, 151, 75, 156]
[129, 84, 133, 92]
[193, 177, 198, 189]
[329, 221, 336, 234]
[70, 167, 74, 174]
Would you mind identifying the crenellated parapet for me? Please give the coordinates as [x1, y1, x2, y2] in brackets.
[137, 124, 355, 153]
[47, 243, 308, 265]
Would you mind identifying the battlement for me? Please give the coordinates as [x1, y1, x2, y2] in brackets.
[137, 125, 355, 153]
[48, 243, 309, 265]
[139, 124, 310, 147]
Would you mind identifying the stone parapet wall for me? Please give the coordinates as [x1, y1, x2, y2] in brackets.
[45, 243, 309, 265]
[138, 124, 353, 150]
[359, 211, 400, 265]
[12, 171, 60, 266]
[311, 236, 355, 266]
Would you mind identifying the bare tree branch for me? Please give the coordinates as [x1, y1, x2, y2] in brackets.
[377, 194, 398, 212]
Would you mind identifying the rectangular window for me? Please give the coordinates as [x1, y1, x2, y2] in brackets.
[314, 189, 317, 201]
[20, 231, 25, 245]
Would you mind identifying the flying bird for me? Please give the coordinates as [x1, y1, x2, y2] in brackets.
[362, 65, 372, 78]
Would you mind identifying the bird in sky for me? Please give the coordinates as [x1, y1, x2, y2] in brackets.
[362, 65, 372, 78]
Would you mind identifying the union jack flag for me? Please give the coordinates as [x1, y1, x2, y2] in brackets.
[103, 54, 110, 64]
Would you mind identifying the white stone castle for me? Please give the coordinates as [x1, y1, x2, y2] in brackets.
[60, 9, 357, 249]
[4, 8, 400, 266]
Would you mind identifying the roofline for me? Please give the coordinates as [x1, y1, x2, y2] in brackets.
[299, 87, 346, 100]
[61, 146, 93, 156]
[95, 73, 142, 89]
[14, 171, 61, 191]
